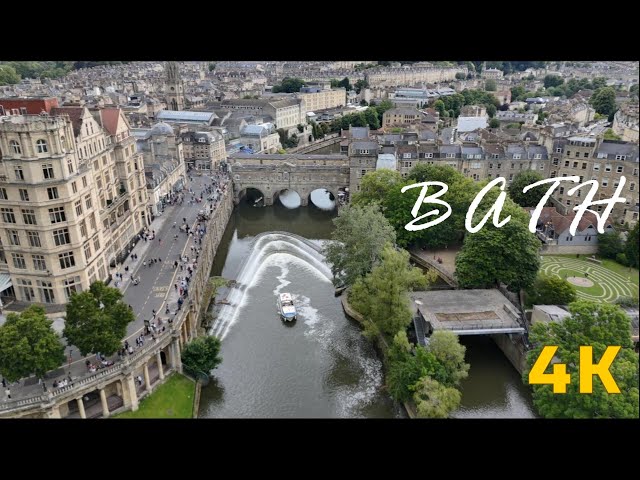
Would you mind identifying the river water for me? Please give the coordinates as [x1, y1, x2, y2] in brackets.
[198, 201, 536, 418]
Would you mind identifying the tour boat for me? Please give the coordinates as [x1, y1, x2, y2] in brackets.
[277, 292, 297, 321]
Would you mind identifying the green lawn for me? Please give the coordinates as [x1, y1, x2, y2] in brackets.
[115, 373, 195, 419]
[549, 254, 639, 287]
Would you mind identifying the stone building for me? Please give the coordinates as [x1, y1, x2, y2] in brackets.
[296, 87, 346, 112]
[0, 102, 149, 305]
[180, 129, 226, 170]
[164, 61, 185, 111]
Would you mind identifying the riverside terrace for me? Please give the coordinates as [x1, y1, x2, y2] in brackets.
[0, 173, 234, 418]
[410, 289, 526, 345]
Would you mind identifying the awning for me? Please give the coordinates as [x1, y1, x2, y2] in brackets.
[0, 273, 13, 293]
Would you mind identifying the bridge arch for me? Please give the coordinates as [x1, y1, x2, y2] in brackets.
[308, 188, 338, 210]
[273, 188, 303, 208]
[237, 187, 266, 206]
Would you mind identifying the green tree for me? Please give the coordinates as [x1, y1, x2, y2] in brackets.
[323, 204, 396, 287]
[63, 281, 135, 356]
[484, 79, 497, 91]
[364, 107, 380, 130]
[427, 331, 469, 386]
[508, 170, 547, 207]
[0, 305, 65, 382]
[387, 341, 440, 401]
[351, 169, 404, 207]
[272, 77, 305, 93]
[598, 230, 624, 260]
[486, 104, 497, 118]
[525, 301, 639, 418]
[489, 118, 500, 129]
[603, 128, 621, 140]
[433, 100, 446, 117]
[383, 165, 478, 249]
[412, 376, 462, 418]
[455, 199, 541, 291]
[625, 222, 639, 269]
[589, 87, 617, 118]
[543, 75, 564, 89]
[354, 79, 369, 93]
[527, 274, 577, 305]
[455, 72, 466, 80]
[208, 62, 216, 72]
[0, 64, 20, 85]
[349, 244, 429, 338]
[591, 77, 607, 90]
[510, 85, 526, 102]
[181, 335, 222, 376]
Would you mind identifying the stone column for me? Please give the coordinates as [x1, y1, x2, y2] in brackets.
[122, 374, 139, 411]
[77, 397, 86, 419]
[143, 363, 152, 390]
[171, 337, 183, 373]
[157, 352, 165, 380]
[47, 405, 62, 419]
[99, 388, 110, 418]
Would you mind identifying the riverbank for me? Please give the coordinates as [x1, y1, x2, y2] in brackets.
[340, 291, 415, 418]
[115, 373, 195, 418]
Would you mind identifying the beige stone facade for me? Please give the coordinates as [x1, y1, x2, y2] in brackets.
[297, 88, 346, 112]
[0, 108, 149, 305]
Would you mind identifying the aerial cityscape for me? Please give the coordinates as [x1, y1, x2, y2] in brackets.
[0, 60, 638, 419]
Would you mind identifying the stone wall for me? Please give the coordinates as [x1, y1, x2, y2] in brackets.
[540, 244, 598, 255]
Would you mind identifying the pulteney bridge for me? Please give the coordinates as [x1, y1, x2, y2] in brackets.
[229, 153, 350, 207]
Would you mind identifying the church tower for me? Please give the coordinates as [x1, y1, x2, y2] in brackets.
[165, 61, 185, 111]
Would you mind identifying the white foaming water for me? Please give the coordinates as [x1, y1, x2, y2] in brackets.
[278, 190, 301, 209]
[309, 189, 336, 211]
[210, 233, 332, 339]
[296, 293, 384, 417]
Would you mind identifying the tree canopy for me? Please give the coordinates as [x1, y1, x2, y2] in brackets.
[589, 87, 618, 119]
[349, 244, 430, 338]
[598, 230, 624, 260]
[351, 169, 404, 207]
[527, 274, 577, 306]
[412, 376, 462, 418]
[272, 77, 305, 93]
[0, 305, 65, 382]
[543, 75, 564, 89]
[382, 165, 479, 249]
[508, 170, 548, 208]
[182, 335, 222, 376]
[455, 198, 541, 291]
[484, 79, 497, 91]
[625, 222, 639, 269]
[323, 204, 396, 287]
[63, 281, 135, 356]
[0, 65, 20, 85]
[525, 301, 639, 418]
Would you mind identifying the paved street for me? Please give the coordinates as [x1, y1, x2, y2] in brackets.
[2, 172, 230, 402]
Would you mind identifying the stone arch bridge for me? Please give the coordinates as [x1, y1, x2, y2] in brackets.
[229, 153, 350, 206]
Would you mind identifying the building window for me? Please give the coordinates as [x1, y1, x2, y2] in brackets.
[17, 189, 29, 201]
[80, 220, 87, 238]
[10, 140, 21, 154]
[49, 207, 66, 224]
[359, 149, 369, 155]
[58, 251, 75, 269]
[550, 171, 556, 178]
[583, 152, 589, 158]
[17, 279, 35, 301]
[12, 253, 26, 269]
[83, 242, 92, 261]
[511, 163, 515, 169]
[1, 208, 16, 223]
[75, 200, 82, 216]
[64, 276, 82, 300]
[630, 183, 635, 192]
[564, 160, 570, 167]
[93, 236, 100, 251]
[446, 153, 455, 158]
[602, 178, 609, 187]
[575, 151, 580, 158]
[556, 148, 562, 153]
[580, 162, 587, 170]
[615, 155, 626, 161]
[82, 176, 88, 188]
[534, 154, 542, 159]
[42, 164, 55, 179]
[605, 164, 612, 172]
[27, 231, 41, 247]
[36, 139, 48, 153]
[0, 188, 7, 200]
[593, 163, 600, 172]
[566, 151, 571, 156]
[616, 165, 623, 173]
[37, 280, 55, 304]
[497, 163, 502, 169]
[53, 228, 71, 246]
[89, 213, 96, 230]
[22, 209, 37, 225]
[8, 229, 20, 245]
[14, 166, 24, 180]
[72, 181, 77, 194]
[33, 255, 46, 271]
[67, 158, 74, 174]
[47, 187, 59, 200]
[573, 162, 578, 168]
[489, 163, 493, 169]
[425, 153, 433, 158]
[403, 153, 412, 159]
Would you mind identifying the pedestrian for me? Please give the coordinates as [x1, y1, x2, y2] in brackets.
[1, 378, 5, 388]
[143, 260, 146, 267]
[5, 388, 10, 399]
